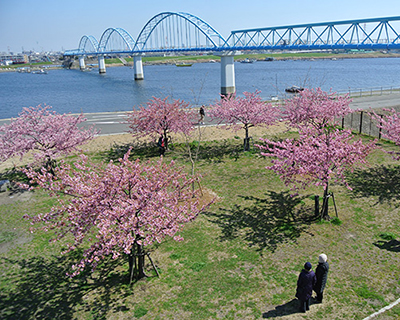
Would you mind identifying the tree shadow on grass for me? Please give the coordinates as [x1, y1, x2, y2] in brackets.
[98, 141, 160, 162]
[194, 139, 244, 162]
[0, 250, 134, 320]
[0, 167, 31, 189]
[373, 239, 400, 252]
[204, 191, 317, 252]
[347, 164, 400, 206]
[101, 139, 253, 164]
[174, 138, 246, 163]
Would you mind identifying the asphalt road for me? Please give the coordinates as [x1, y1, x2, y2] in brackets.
[1, 93, 400, 136]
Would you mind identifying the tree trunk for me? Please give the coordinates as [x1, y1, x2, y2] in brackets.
[128, 241, 147, 284]
[163, 130, 169, 150]
[45, 155, 55, 176]
[321, 183, 330, 220]
[244, 126, 250, 151]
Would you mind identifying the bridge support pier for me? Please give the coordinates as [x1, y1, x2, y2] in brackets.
[220, 53, 236, 96]
[134, 56, 144, 80]
[98, 55, 106, 74]
[79, 56, 86, 70]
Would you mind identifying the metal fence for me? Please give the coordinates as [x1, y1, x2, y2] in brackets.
[339, 86, 400, 138]
[276, 85, 400, 103]
[337, 85, 400, 98]
[341, 110, 382, 138]
[274, 86, 400, 139]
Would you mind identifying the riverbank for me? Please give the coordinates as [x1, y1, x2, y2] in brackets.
[3, 51, 398, 72]
[106, 51, 400, 67]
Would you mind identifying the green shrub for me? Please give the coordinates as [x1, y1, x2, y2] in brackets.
[331, 217, 343, 226]
[134, 306, 148, 318]
[379, 232, 396, 240]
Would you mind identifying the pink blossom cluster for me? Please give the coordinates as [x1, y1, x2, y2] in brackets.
[371, 108, 400, 159]
[208, 90, 278, 136]
[283, 87, 353, 129]
[23, 150, 204, 276]
[126, 97, 195, 144]
[0, 104, 98, 166]
[258, 88, 376, 192]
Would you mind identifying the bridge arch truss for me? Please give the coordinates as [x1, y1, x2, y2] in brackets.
[133, 12, 227, 53]
[98, 27, 136, 53]
[77, 35, 99, 55]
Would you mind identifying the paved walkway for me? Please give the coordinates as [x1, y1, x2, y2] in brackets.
[349, 92, 400, 110]
[1, 94, 399, 136]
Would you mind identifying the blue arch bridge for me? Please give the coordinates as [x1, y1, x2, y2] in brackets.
[64, 12, 400, 96]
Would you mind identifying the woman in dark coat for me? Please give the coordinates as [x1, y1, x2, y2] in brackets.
[296, 262, 316, 313]
[314, 253, 329, 303]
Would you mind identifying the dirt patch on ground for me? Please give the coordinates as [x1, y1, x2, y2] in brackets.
[0, 190, 32, 206]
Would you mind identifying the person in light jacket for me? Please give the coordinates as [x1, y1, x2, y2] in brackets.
[314, 253, 329, 303]
[296, 262, 316, 313]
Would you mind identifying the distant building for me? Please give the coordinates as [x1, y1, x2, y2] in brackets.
[0, 53, 28, 65]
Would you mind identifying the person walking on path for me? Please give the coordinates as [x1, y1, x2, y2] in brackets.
[314, 253, 329, 303]
[199, 106, 205, 124]
[296, 262, 317, 313]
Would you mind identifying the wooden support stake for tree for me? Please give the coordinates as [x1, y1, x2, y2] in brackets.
[146, 253, 160, 277]
[197, 179, 204, 197]
[331, 192, 338, 218]
[320, 194, 329, 221]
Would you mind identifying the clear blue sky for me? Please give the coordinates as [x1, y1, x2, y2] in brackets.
[1, 0, 399, 53]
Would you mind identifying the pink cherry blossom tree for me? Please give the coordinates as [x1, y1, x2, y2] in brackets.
[370, 108, 400, 159]
[283, 87, 353, 129]
[0, 105, 98, 170]
[23, 150, 205, 283]
[258, 88, 376, 218]
[208, 90, 278, 151]
[126, 97, 195, 151]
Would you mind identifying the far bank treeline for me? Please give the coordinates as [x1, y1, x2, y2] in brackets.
[1, 88, 400, 283]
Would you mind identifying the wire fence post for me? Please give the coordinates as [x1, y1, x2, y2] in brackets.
[351, 112, 353, 129]
[359, 111, 363, 134]
[369, 114, 373, 136]
[379, 114, 383, 140]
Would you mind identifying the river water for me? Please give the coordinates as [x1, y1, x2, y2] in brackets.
[1, 57, 400, 119]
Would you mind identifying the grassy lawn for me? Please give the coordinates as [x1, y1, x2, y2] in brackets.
[0, 132, 399, 319]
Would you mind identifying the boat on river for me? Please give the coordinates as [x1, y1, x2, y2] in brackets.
[17, 67, 31, 73]
[31, 69, 48, 74]
[240, 58, 256, 63]
[285, 85, 304, 93]
[176, 63, 193, 67]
